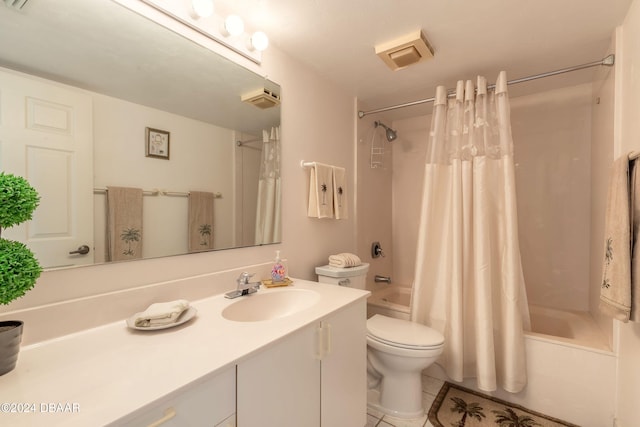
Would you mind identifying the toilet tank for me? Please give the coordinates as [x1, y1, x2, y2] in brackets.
[315, 263, 369, 289]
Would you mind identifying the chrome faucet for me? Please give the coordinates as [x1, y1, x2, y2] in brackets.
[224, 272, 262, 299]
[374, 275, 392, 284]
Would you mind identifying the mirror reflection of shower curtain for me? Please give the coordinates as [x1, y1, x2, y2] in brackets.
[255, 126, 281, 245]
[410, 73, 531, 393]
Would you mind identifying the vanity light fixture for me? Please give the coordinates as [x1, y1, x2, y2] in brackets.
[249, 31, 269, 52]
[120, 0, 268, 63]
[190, 0, 213, 18]
[222, 14, 244, 37]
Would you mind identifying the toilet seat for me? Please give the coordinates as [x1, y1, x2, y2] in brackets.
[367, 314, 444, 350]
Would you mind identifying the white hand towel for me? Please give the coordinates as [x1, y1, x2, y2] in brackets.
[332, 166, 348, 219]
[328, 253, 362, 268]
[307, 163, 334, 218]
[134, 299, 190, 327]
[600, 155, 632, 321]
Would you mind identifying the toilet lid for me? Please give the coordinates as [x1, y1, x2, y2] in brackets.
[367, 314, 444, 348]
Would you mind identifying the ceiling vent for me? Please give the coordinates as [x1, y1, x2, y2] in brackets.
[375, 30, 434, 71]
[241, 88, 281, 109]
[3, 0, 29, 10]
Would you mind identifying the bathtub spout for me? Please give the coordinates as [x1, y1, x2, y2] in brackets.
[374, 275, 392, 284]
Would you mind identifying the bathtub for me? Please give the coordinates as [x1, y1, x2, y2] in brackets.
[367, 286, 411, 320]
[366, 286, 616, 426]
[527, 304, 610, 351]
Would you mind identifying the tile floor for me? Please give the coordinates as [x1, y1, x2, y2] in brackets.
[365, 373, 444, 427]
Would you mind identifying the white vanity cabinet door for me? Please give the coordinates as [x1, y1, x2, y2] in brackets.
[236, 299, 367, 427]
[321, 299, 367, 427]
[110, 366, 235, 427]
[236, 322, 321, 427]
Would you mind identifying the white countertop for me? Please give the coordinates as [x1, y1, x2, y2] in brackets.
[0, 279, 369, 426]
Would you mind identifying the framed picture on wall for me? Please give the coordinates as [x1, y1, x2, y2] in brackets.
[145, 127, 170, 160]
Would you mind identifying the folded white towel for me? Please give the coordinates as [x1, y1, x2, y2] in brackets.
[307, 162, 334, 219]
[332, 166, 348, 220]
[134, 299, 190, 327]
[328, 253, 362, 268]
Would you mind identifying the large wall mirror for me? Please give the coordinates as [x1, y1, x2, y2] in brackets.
[0, 0, 281, 270]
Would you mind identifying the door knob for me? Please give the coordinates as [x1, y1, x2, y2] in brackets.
[69, 245, 90, 255]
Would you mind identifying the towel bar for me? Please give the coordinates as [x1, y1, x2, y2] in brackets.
[93, 188, 222, 198]
[93, 188, 158, 196]
[162, 191, 222, 198]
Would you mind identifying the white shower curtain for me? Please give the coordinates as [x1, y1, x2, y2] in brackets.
[410, 72, 531, 393]
[255, 126, 281, 245]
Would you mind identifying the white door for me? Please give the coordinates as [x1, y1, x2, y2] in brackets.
[0, 67, 94, 268]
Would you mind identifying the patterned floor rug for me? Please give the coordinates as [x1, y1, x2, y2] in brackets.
[428, 382, 580, 427]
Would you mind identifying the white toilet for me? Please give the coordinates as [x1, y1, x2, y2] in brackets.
[316, 264, 445, 419]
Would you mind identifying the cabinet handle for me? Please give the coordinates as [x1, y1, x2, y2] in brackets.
[146, 407, 176, 427]
[316, 325, 324, 360]
[324, 323, 332, 357]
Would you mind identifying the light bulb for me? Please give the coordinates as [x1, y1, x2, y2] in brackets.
[250, 31, 269, 52]
[191, 0, 214, 18]
[223, 15, 244, 37]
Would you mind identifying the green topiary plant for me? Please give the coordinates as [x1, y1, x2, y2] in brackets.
[0, 172, 42, 305]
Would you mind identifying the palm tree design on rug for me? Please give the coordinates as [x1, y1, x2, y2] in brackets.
[449, 396, 486, 426]
[198, 224, 212, 246]
[493, 407, 541, 427]
[120, 227, 141, 256]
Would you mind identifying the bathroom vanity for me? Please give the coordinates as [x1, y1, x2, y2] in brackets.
[0, 280, 369, 427]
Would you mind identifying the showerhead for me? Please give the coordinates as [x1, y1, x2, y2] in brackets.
[374, 121, 398, 142]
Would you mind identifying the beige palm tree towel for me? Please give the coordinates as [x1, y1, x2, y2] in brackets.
[307, 162, 334, 219]
[600, 155, 633, 321]
[188, 191, 214, 252]
[106, 186, 143, 262]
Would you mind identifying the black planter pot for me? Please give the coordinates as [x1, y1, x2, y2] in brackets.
[0, 320, 23, 376]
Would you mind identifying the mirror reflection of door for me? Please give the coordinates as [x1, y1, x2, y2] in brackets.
[0, 68, 94, 269]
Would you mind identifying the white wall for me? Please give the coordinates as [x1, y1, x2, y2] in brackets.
[390, 114, 429, 287]
[356, 114, 393, 291]
[0, 44, 357, 323]
[614, 0, 640, 425]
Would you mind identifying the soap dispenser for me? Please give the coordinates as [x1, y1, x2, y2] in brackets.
[271, 250, 286, 283]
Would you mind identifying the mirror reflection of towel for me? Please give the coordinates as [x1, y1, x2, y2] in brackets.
[106, 186, 143, 261]
[307, 162, 334, 219]
[188, 191, 214, 252]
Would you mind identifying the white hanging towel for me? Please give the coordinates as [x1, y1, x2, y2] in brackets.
[307, 162, 334, 218]
[332, 166, 348, 219]
[600, 154, 632, 321]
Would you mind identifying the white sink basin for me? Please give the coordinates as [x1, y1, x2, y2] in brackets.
[222, 288, 320, 322]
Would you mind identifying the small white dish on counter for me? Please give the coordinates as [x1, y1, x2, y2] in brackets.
[126, 306, 198, 331]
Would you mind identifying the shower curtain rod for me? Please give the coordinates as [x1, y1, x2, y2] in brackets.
[357, 54, 615, 118]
